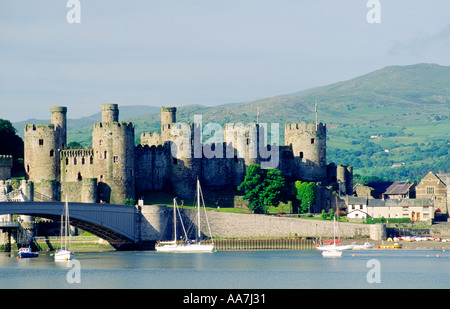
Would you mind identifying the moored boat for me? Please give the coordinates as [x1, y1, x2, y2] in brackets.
[18, 246, 39, 258]
[322, 249, 342, 257]
[352, 242, 373, 250]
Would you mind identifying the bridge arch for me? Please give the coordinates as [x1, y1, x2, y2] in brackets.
[0, 202, 138, 250]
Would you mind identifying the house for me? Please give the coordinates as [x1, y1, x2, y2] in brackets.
[416, 171, 449, 214]
[347, 197, 434, 223]
[364, 181, 414, 199]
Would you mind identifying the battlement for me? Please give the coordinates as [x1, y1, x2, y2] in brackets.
[135, 143, 170, 154]
[94, 121, 134, 130]
[0, 155, 13, 167]
[24, 123, 56, 132]
[141, 132, 161, 146]
[284, 122, 326, 134]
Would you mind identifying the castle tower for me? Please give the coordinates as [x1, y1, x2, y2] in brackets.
[93, 104, 135, 204]
[50, 106, 67, 149]
[284, 122, 327, 181]
[102, 103, 119, 123]
[160, 106, 176, 143]
[24, 106, 67, 200]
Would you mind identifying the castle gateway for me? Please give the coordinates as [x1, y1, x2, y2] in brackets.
[24, 104, 351, 204]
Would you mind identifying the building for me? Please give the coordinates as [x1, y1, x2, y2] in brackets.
[355, 181, 414, 199]
[23, 104, 352, 205]
[416, 171, 449, 214]
[347, 197, 434, 223]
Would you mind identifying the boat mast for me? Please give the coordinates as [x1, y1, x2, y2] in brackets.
[65, 195, 69, 249]
[173, 198, 177, 243]
[197, 178, 201, 241]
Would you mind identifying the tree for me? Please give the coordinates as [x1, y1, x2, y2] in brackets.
[294, 181, 317, 213]
[238, 164, 286, 214]
[0, 119, 24, 174]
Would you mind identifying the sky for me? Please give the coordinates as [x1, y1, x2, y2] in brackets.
[1, 0, 449, 122]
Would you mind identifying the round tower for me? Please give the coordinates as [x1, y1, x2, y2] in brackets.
[24, 123, 59, 199]
[284, 122, 327, 181]
[101, 104, 119, 123]
[160, 106, 176, 143]
[50, 106, 67, 149]
[93, 105, 135, 204]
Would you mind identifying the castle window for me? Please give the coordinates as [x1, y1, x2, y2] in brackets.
[77, 172, 82, 181]
[311, 138, 315, 144]
[300, 152, 304, 158]
[27, 165, 30, 173]
[50, 150, 54, 157]
[39, 139, 44, 146]
[113, 156, 119, 163]
[90, 156, 93, 164]
[66, 158, 69, 165]
[74, 158, 77, 165]
[99, 139, 103, 146]
[104, 151, 107, 159]
[427, 187, 435, 195]
[81, 157, 85, 165]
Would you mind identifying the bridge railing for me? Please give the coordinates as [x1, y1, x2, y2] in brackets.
[0, 221, 20, 228]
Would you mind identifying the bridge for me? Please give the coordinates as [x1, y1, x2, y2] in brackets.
[0, 202, 140, 250]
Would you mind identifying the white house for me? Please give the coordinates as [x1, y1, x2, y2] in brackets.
[347, 197, 434, 223]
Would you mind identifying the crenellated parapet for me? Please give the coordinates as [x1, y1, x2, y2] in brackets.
[0, 155, 13, 167]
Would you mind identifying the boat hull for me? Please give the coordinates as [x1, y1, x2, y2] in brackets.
[322, 249, 342, 257]
[18, 252, 39, 258]
[316, 244, 354, 251]
[54, 249, 74, 261]
[18, 247, 39, 258]
[156, 243, 214, 253]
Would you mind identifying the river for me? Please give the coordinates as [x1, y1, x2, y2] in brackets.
[0, 249, 448, 289]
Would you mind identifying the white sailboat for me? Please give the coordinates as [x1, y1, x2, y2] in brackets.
[54, 196, 74, 261]
[319, 216, 342, 257]
[156, 179, 214, 253]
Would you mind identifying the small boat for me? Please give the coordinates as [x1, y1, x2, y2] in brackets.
[18, 246, 39, 258]
[316, 216, 353, 252]
[316, 243, 354, 251]
[322, 249, 342, 257]
[55, 196, 74, 261]
[378, 243, 402, 249]
[318, 216, 343, 257]
[352, 242, 373, 250]
[156, 179, 214, 253]
[55, 247, 74, 261]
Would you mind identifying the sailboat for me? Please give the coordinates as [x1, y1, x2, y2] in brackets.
[318, 216, 342, 257]
[156, 180, 214, 253]
[54, 196, 74, 261]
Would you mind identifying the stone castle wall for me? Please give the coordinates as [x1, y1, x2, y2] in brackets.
[0, 155, 13, 181]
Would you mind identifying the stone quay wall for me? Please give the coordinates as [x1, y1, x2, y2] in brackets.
[138, 205, 385, 242]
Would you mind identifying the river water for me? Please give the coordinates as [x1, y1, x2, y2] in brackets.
[0, 249, 449, 289]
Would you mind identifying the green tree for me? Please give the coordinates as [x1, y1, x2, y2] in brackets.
[238, 164, 286, 214]
[0, 119, 24, 174]
[294, 181, 317, 213]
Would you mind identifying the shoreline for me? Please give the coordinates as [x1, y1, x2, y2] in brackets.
[337, 238, 450, 250]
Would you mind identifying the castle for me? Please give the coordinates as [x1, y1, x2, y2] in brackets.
[23, 104, 352, 205]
